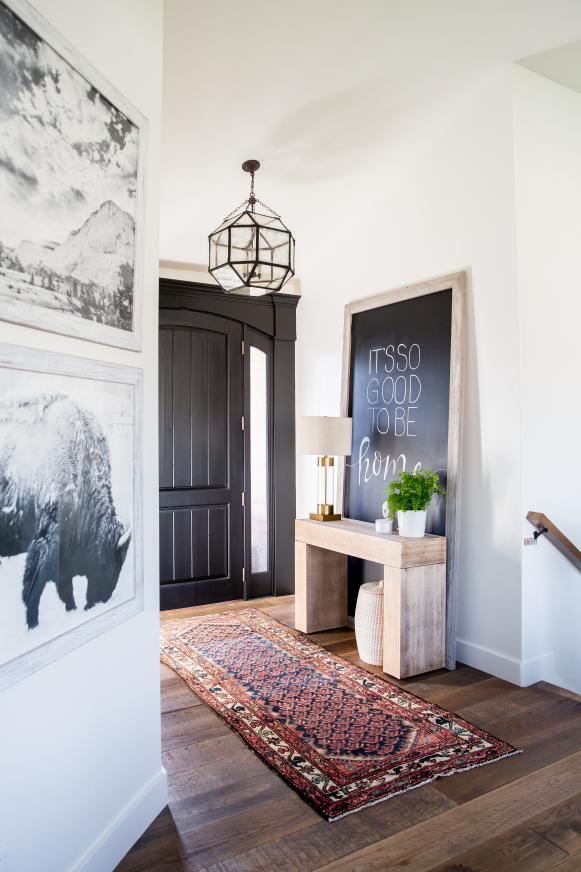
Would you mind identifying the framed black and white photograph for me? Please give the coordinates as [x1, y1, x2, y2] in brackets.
[0, 0, 146, 350]
[0, 343, 143, 690]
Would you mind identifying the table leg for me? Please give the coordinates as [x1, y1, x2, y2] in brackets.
[295, 541, 348, 633]
[383, 563, 446, 678]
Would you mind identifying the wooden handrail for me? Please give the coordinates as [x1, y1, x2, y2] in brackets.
[527, 512, 581, 572]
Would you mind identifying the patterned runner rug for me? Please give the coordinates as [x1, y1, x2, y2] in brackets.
[160, 609, 520, 820]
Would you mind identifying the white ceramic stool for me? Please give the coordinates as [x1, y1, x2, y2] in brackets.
[354, 580, 384, 666]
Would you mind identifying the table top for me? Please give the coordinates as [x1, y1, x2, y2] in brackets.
[295, 517, 446, 568]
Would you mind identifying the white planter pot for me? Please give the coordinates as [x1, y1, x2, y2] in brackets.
[397, 510, 426, 538]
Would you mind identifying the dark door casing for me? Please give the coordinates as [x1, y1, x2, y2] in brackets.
[159, 309, 244, 609]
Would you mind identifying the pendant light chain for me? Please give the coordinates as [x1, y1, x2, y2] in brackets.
[253, 196, 281, 218]
[249, 169, 256, 211]
[222, 197, 250, 222]
[221, 171, 281, 222]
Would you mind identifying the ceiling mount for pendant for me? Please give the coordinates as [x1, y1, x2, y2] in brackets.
[241, 158, 260, 173]
[208, 159, 295, 296]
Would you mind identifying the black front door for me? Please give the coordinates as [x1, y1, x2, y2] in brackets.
[159, 309, 244, 609]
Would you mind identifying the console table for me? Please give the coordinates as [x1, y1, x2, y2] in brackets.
[294, 518, 446, 678]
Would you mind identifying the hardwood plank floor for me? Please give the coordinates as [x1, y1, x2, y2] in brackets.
[117, 596, 581, 872]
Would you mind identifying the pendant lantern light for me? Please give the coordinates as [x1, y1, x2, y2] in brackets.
[208, 160, 295, 296]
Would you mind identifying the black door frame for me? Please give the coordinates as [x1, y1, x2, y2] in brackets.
[159, 278, 299, 597]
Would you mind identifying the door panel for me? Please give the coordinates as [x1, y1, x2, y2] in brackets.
[159, 309, 243, 609]
[160, 327, 227, 490]
[159, 505, 227, 581]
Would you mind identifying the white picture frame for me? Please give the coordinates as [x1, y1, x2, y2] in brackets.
[0, 0, 147, 350]
[0, 343, 143, 691]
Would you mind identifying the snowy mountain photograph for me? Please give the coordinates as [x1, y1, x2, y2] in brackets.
[0, 0, 144, 346]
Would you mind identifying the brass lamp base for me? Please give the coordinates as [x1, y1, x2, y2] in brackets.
[309, 504, 342, 522]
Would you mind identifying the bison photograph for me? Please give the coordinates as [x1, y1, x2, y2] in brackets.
[0, 350, 139, 687]
[0, 394, 131, 629]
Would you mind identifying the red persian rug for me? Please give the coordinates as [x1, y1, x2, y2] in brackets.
[160, 609, 519, 820]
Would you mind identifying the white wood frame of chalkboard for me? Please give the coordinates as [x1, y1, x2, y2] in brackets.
[337, 271, 466, 669]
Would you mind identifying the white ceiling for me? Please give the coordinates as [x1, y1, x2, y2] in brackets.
[519, 39, 581, 94]
[160, 0, 581, 265]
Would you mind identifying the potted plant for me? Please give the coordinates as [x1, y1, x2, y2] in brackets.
[385, 469, 445, 538]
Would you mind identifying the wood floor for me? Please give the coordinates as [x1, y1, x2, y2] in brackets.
[118, 596, 581, 872]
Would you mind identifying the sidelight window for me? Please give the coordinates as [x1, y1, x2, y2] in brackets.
[249, 345, 269, 573]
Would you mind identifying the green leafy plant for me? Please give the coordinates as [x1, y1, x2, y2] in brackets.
[385, 469, 445, 520]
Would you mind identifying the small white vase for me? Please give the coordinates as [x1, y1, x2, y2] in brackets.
[375, 518, 393, 534]
[397, 510, 427, 538]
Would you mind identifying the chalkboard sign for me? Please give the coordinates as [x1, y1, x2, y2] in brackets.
[338, 273, 466, 667]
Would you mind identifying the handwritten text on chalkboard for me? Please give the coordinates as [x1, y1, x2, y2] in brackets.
[352, 342, 423, 486]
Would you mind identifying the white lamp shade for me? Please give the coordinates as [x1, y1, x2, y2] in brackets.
[300, 416, 352, 456]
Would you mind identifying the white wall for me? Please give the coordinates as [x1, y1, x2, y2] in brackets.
[295, 67, 526, 680]
[513, 66, 581, 694]
[158, 0, 581, 689]
[0, 2, 165, 870]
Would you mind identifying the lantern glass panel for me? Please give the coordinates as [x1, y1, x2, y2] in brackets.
[253, 264, 288, 287]
[230, 224, 257, 261]
[209, 229, 229, 268]
[232, 210, 256, 226]
[252, 212, 287, 232]
[234, 261, 256, 282]
[211, 264, 244, 291]
[258, 228, 291, 266]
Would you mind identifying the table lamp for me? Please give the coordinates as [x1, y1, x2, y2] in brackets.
[300, 416, 352, 521]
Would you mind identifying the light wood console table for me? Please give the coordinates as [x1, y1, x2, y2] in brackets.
[295, 518, 446, 678]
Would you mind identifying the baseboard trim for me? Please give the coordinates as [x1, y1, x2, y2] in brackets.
[456, 638, 522, 684]
[456, 638, 553, 687]
[521, 651, 554, 687]
[345, 622, 554, 688]
[72, 766, 167, 872]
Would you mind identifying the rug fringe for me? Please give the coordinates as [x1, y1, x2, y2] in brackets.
[328, 747, 523, 821]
